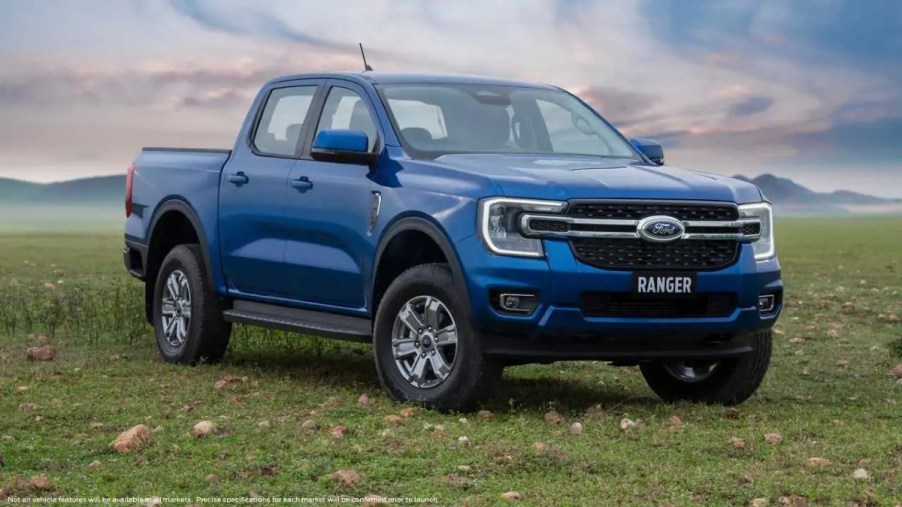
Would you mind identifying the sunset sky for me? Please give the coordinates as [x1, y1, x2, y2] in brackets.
[1, 0, 900, 197]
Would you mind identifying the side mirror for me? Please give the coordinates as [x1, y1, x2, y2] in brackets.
[311, 129, 378, 165]
[631, 138, 664, 166]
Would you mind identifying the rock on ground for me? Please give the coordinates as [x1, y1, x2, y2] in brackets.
[30, 475, 51, 490]
[619, 418, 638, 431]
[26, 346, 56, 361]
[111, 425, 151, 454]
[192, 421, 215, 438]
[544, 410, 564, 425]
[332, 469, 360, 487]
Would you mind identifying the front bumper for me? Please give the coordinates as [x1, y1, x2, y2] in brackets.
[456, 234, 782, 357]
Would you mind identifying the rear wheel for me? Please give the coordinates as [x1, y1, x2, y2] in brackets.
[373, 263, 501, 412]
[639, 330, 772, 404]
[152, 245, 231, 364]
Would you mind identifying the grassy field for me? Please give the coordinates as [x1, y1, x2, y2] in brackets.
[1, 218, 900, 506]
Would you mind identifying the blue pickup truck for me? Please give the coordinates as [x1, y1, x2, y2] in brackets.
[124, 72, 781, 410]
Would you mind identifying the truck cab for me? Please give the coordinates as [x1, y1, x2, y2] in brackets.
[124, 72, 782, 411]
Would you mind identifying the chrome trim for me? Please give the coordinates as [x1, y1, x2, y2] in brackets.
[682, 219, 760, 228]
[682, 232, 754, 240]
[520, 214, 762, 241]
[498, 293, 538, 314]
[368, 191, 382, 234]
[519, 215, 638, 228]
[758, 294, 776, 312]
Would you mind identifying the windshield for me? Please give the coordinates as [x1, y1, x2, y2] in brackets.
[378, 84, 639, 160]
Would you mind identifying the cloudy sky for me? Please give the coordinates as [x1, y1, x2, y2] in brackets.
[1, 0, 900, 196]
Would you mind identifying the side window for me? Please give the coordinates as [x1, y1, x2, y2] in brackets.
[253, 86, 317, 157]
[315, 87, 378, 151]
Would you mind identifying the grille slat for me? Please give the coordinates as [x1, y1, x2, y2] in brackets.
[568, 201, 738, 221]
[581, 292, 736, 318]
[567, 201, 740, 270]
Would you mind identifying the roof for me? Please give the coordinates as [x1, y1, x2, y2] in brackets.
[266, 72, 556, 90]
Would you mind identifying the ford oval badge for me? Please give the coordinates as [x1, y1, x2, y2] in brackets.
[637, 215, 685, 243]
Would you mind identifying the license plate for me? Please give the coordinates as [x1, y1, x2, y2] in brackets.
[633, 272, 697, 297]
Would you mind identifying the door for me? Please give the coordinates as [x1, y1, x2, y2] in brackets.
[282, 81, 382, 309]
[219, 82, 322, 297]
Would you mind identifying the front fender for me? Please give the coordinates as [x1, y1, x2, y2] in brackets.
[372, 215, 471, 313]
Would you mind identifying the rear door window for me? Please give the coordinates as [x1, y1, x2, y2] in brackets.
[254, 86, 317, 157]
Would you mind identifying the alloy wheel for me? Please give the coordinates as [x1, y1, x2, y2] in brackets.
[663, 361, 719, 383]
[391, 295, 458, 389]
[160, 269, 191, 347]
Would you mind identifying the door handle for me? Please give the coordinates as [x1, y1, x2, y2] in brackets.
[290, 177, 313, 191]
[227, 172, 249, 185]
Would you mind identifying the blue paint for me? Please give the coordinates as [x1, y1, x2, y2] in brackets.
[126, 72, 780, 342]
[313, 129, 369, 153]
[631, 138, 665, 165]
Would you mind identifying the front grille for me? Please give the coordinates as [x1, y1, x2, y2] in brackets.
[741, 222, 761, 236]
[581, 292, 737, 318]
[529, 219, 569, 233]
[568, 201, 738, 221]
[571, 238, 738, 270]
[565, 200, 741, 270]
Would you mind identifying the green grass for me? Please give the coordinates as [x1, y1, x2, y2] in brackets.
[1, 218, 900, 506]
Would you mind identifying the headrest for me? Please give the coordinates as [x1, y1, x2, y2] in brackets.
[285, 123, 303, 142]
[468, 107, 510, 150]
[402, 127, 434, 147]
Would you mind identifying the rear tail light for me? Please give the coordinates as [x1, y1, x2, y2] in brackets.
[125, 163, 135, 217]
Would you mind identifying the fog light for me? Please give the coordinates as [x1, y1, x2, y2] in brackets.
[494, 292, 539, 315]
[758, 294, 775, 313]
[502, 295, 521, 310]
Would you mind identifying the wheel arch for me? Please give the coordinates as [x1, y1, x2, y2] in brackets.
[144, 199, 217, 323]
[372, 216, 470, 319]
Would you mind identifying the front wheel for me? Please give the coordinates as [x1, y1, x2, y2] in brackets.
[373, 263, 501, 412]
[639, 330, 773, 405]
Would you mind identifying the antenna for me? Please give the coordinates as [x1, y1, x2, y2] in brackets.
[359, 42, 374, 72]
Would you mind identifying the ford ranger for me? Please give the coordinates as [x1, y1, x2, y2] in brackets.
[124, 72, 782, 410]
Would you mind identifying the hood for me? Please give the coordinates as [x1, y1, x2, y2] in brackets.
[432, 154, 764, 204]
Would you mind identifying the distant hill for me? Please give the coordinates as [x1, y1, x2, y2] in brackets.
[0, 175, 124, 207]
[0, 172, 898, 215]
[734, 174, 902, 214]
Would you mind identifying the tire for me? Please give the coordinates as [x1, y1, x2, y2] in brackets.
[373, 263, 501, 412]
[152, 244, 231, 365]
[639, 330, 772, 405]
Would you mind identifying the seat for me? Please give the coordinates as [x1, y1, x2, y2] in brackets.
[284, 123, 303, 152]
[255, 131, 278, 153]
[466, 107, 511, 151]
[401, 127, 434, 149]
[348, 101, 378, 150]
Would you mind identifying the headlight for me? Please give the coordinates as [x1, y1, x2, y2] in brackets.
[738, 202, 775, 261]
[478, 197, 567, 257]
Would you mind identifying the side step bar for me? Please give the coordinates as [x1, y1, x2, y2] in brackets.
[223, 300, 371, 343]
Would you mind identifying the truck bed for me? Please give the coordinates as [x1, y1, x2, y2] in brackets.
[143, 147, 231, 154]
[125, 146, 232, 255]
